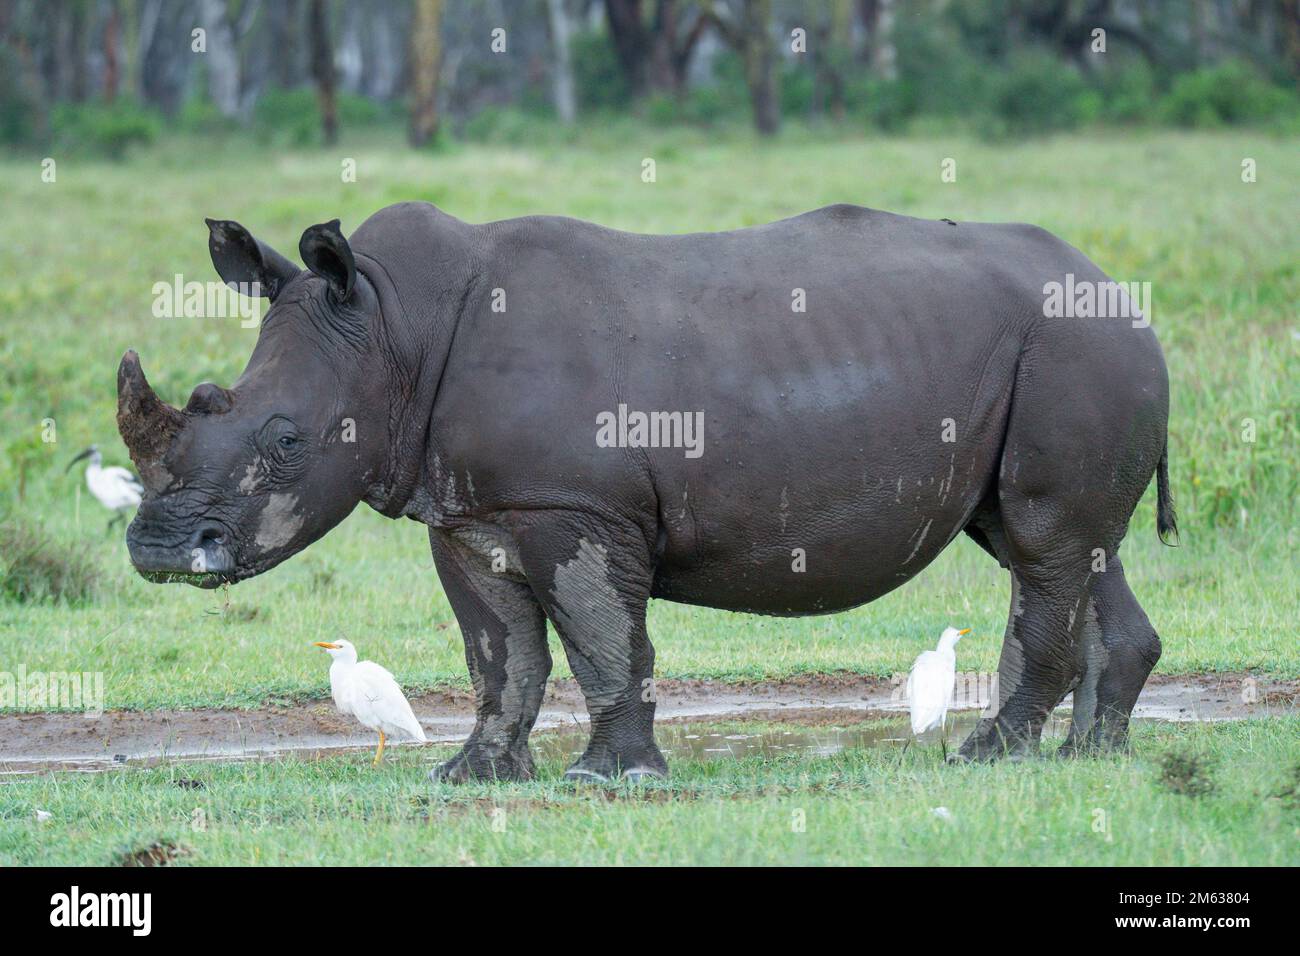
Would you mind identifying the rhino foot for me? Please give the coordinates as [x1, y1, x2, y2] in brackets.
[563, 745, 669, 784]
[429, 742, 535, 784]
[954, 716, 1041, 763]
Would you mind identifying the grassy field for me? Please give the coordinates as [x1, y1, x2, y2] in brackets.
[0, 126, 1296, 865]
[1, 126, 1297, 707]
[2, 716, 1297, 866]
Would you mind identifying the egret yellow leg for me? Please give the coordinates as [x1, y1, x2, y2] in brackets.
[373, 730, 386, 766]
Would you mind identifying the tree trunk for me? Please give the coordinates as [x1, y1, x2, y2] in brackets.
[69, 0, 87, 101]
[309, 0, 337, 144]
[200, 0, 241, 118]
[269, 0, 302, 88]
[859, 0, 896, 80]
[546, 0, 577, 123]
[408, 0, 444, 147]
[741, 0, 778, 135]
[103, 0, 121, 101]
[1284, 0, 1300, 80]
[605, 0, 649, 97]
[826, 0, 852, 118]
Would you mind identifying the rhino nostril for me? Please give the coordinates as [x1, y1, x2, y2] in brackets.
[193, 525, 227, 550]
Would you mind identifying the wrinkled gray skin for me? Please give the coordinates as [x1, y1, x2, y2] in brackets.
[120, 203, 1175, 781]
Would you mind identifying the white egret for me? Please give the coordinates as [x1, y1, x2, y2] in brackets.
[313, 639, 427, 764]
[906, 626, 971, 754]
[66, 445, 143, 532]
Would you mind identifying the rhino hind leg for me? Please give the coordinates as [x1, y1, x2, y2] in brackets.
[515, 513, 667, 782]
[957, 361, 1164, 762]
[428, 530, 552, 783]
[1058, 555, 1161, 755]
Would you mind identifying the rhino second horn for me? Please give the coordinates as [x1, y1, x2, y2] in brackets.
[116, 349, 184, 491]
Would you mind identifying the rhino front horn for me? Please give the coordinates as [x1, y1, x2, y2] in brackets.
[116, 349, 184, 491]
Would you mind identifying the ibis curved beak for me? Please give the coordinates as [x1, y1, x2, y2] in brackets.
[957, 628, 971, 636]
[65, 447, 94, 473]
[313, 642, 341, 650]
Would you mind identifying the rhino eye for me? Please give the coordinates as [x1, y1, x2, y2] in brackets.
[278, 435, 298, 449]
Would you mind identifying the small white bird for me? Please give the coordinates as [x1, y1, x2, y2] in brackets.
[313, 639, 427, 764]
[66, 445, 143, 532]
[907, 626, 971, 747]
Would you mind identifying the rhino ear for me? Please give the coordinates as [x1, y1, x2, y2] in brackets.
[205, 218, 299, 300]
[299, 219, 356, 302]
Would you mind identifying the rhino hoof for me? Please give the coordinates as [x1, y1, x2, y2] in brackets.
[620, 766, 667, 783]
[563, 766, 612, 785]
[429, 760, 471, 785]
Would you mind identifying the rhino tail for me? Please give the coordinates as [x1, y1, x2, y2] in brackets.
[1156, 438, 1178, 547]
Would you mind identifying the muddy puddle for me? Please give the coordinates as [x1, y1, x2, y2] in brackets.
[1, 673, 1294, 776]
[528, 712, 1039, 765]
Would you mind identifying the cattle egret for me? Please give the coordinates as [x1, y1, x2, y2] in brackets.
[907, 626, 971, 751]
[313, 639, 427, 764]
[66, 445, 143, 532]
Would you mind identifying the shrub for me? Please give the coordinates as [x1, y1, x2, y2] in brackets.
[0, 46, 40, 146]
[50, 100, 160, 159]
[460, 105, 558, 145]
[680, 84, 731, 126]
[1159, 61, 1299, 127]
[249, 88, 392, 145]
[572, 31, 630, 110]
[987, 50, 1088, 136]
[176, 96, 241, 136]
[1094, 59, 1158, 124]
[0, 515, 99, 605]
[850, 77, 915, 132]
[889, 14, 992, 121]
[644, 93, 681, 127]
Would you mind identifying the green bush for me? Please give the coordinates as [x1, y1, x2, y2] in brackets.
[850, 77, 914, 132]
[252, 88, 390, 145]
[1159, 61, 1299, 127]
[987, 51, 1088, 136]
[572, 31, 630, 110]
[50, 100, 160, 159]
[460, 105, 561, 145]
[1094, 59, 1158, 124]
[0, 515, 99, 605]
[0, 46, 39, 146]
[890, 14, 992, 120]
[683, 84, 737, 126]
[643, 93, 681, 127]
[176, 96, 240, 135]
[780, 61, 815, 117]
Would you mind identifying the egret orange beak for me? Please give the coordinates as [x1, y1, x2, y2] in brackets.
[957, 628, 971, 636]
[313, 642, 341, 650]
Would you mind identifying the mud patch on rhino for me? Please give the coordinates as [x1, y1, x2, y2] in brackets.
[254, 493, 302, 550]
[548, 538, 633, 710]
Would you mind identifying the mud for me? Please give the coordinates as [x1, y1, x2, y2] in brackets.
[1, 673, 1293, 776]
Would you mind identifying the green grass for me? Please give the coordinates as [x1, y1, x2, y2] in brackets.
[2, 717, 1297, 866]
[1, 126, 1297, 709]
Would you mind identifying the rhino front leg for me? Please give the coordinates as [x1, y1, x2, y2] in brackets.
[515, 514, 666, 782]
[428, 529, 551, 783]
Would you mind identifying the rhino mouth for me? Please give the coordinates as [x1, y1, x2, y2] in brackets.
[126, 520, 242, 589]
[136, 568, 237, 589]
[127, 520, 302, 589]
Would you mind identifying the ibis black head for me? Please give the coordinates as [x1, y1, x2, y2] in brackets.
[65, 445, 99, 474]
